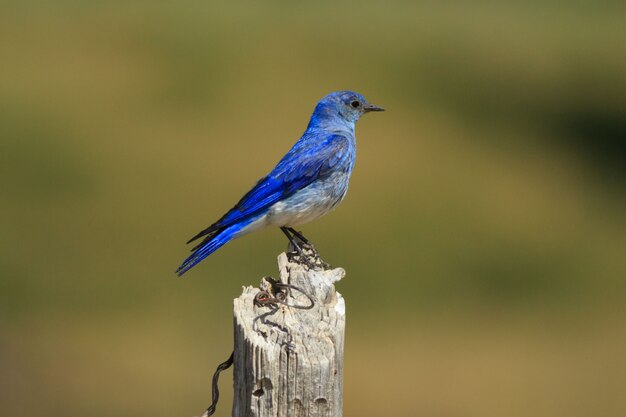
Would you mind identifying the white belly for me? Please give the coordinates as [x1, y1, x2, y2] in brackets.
[231, 170, 351, 238]
[268, 170, 351, 227]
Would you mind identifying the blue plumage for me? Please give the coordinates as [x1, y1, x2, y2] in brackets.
[176, 91, 383, 276]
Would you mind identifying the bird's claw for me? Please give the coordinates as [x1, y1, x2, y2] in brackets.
[286, 241, 331, 270]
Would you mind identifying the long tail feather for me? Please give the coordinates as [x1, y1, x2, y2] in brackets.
[186, 223, 219, 244]
[176, 220, 249, 276]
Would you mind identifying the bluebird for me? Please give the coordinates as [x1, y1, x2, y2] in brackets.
[176, 91, 383, 276]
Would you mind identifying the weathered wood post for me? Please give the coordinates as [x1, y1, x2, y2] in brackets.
[231, 251, 346, 417]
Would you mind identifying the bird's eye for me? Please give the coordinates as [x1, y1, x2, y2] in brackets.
[350, 100, 360, 108]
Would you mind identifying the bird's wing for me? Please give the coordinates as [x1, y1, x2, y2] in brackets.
[186, 134, 351, 246]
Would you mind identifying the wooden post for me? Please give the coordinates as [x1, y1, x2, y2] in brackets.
[232, 252, 346, 417]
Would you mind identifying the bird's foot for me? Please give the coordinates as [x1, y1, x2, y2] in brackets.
[287, 238, 331, 270]
[290, 244, 331, 270]
[281, 227, 330, 270]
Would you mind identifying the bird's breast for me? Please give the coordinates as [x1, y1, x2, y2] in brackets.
[267, 170, 352, 227]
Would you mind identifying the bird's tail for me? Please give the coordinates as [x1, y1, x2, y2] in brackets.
[176, 219, 251, 277]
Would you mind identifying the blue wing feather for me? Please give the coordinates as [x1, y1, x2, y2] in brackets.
[185, 134, 350, 246]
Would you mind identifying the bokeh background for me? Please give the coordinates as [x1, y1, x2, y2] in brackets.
[1, 1, 625, 416]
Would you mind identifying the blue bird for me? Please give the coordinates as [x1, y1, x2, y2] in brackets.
[176, 91, 383, 276]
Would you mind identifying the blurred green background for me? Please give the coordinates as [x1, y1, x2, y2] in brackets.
[1, 1, 625, 416]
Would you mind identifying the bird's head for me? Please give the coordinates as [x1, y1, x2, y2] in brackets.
[309, 91, 384, 129]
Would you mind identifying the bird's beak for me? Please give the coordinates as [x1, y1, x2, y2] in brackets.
[363, 103, 385, 113]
